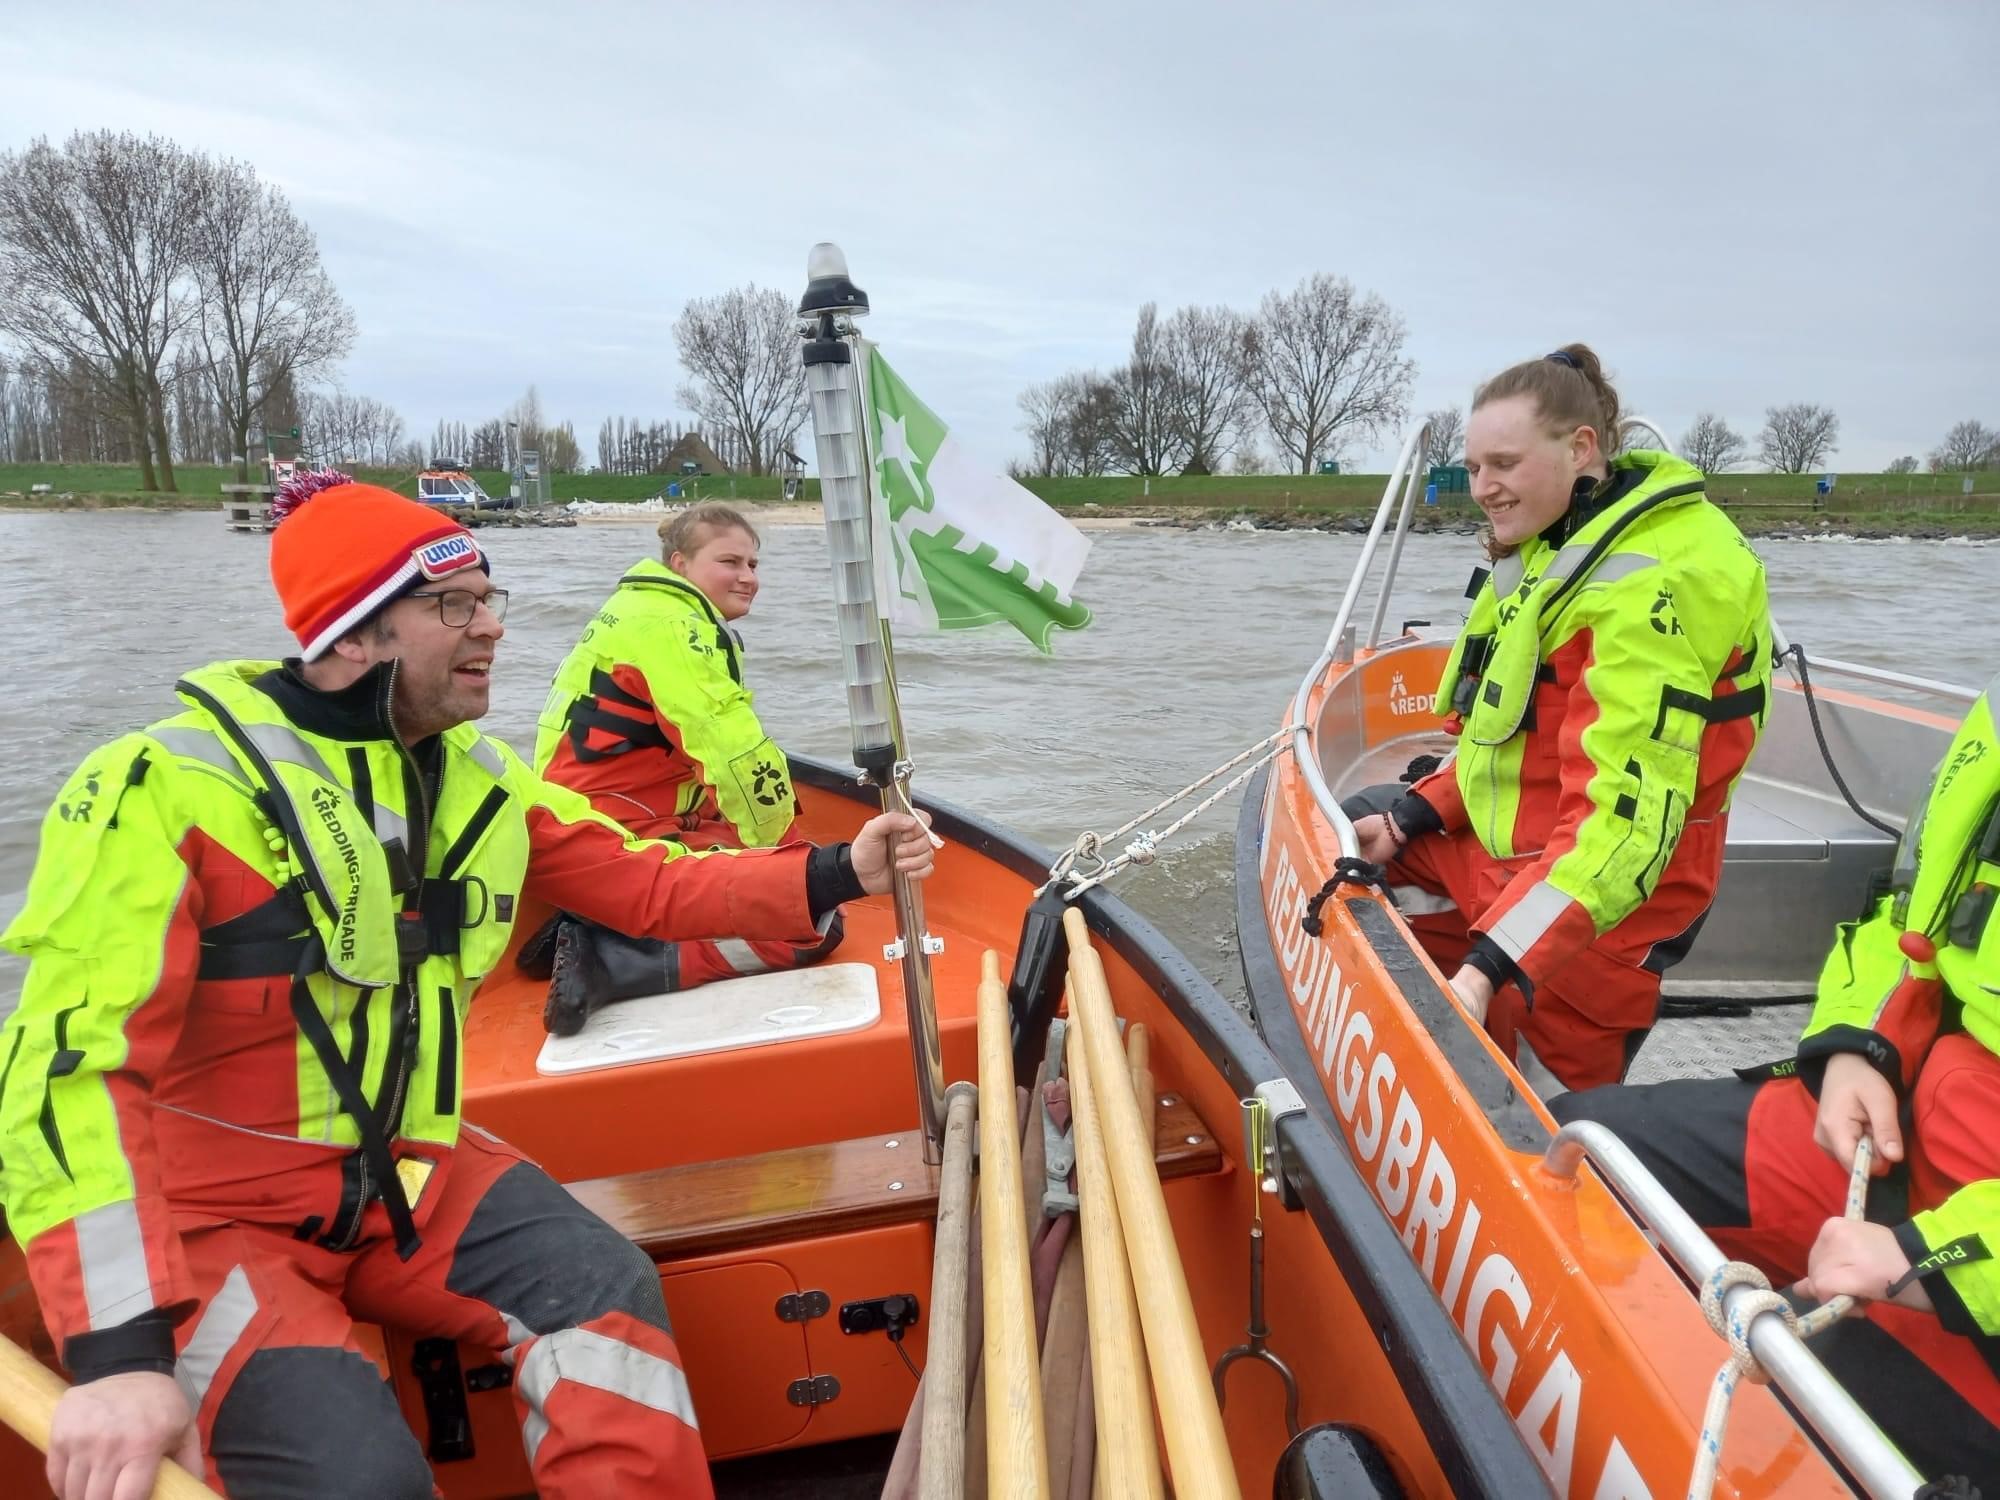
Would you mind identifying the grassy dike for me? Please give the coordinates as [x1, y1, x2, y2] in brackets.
[3, 462, 1995, 537]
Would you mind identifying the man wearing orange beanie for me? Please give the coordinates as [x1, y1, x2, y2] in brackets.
[0, 472, 934, 1500]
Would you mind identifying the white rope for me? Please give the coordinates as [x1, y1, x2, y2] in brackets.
[1040, 727, 1301, 900]
[1686, 1136, 1874, 1500]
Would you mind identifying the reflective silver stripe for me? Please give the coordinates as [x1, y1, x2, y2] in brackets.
[517, 1328, 698, 1465]
[1574, 551, 1658, 587]
[1484, 879, 1576, 963]
[76, 1200, 154, 1329]
[173, 1266, 257, 1416]
[714, 938, 772, 976]
[368, 799, 411, 851]
[240, 721, 339, 786]
[466, 736, 507, 779]
[1491, 554, 1525, 597]
[148, 726, 243, 780]
[1545, 542, 1593, 583]
[1387, 885, 1460, 918]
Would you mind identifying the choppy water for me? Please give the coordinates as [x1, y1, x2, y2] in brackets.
[3, 511, 1996, 1011]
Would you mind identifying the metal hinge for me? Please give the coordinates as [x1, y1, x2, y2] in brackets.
[786, 1374, 841, 1407]
[776, 1290, 831, 1324]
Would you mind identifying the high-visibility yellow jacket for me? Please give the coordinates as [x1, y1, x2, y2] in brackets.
[0, 658, 817, 1373]
[1415, 452, 1772, 987]
[535, 559, 793, 849]
[1800, 676, 2000, 1335]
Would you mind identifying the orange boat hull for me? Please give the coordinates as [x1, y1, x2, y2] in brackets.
[1239, 639, 1862, 1499]
[4, 755, 1560, 1497]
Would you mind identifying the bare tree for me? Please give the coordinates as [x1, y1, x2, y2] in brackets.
[301, 391, 405, 465]
[189, 157, 355, 483]
[504, 384, 546, 470]
[1420, 407, 1465, 469]
[1682, 412, 1747, 475]
[468, 419, 507, 470]
[540, 419, 581, 473]
[1931, 419, 1999, 471]
[1017, 369, 1117, 475]
[1247, 273, 1414, 475]
[1757, 403, 1840, 473]
[431, 419, 470, 465]
[1159, 303, 1254, 474]
[1104, 303, 1187, 475]
[1885, 454, 1920, 475]
[0, 131, 204, 489]
[673, 285, 806, 475]
[1017, 378, 1068, 475]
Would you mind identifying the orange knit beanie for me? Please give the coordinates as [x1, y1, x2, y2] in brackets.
[268, 470, 486, 660]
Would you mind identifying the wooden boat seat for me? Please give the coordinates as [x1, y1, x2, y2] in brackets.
[566, 1090, 1224, 1262]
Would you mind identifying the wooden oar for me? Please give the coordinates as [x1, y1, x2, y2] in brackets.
[977, 950, 1051, 1499]
[1067, 1014, 1163, 1499]
[919, 1082, 980, 1500]
[1064, 908, 1241, 1500]
[0, 1335, 219, 1499]
[1126, 1022, 1157, 1144]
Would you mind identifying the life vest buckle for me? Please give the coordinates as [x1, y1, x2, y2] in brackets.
[395, 910, 431, 967]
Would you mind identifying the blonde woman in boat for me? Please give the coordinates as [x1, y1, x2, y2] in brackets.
[1552, 673, 2000, 1485]
[525, 502, 839, 1036]
[1346, 345, 1772, 1091]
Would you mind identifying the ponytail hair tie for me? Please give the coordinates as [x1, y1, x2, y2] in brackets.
[1544, 350, 1581, 370]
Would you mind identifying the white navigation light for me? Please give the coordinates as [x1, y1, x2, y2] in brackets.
[800, 241, 869, 318]
[808, 242, 848, 280]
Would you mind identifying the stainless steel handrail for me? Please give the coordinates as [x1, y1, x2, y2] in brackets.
[1285, 425, 1433, 860]
[1621, 412, 1673, 451]
[1363, 443, 1430, 650]
[1543, 1121, 1924, 1497]
[1786, 654, 1979, 707]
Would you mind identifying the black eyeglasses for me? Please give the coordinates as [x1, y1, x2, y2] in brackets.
[405, 588, 509, 627]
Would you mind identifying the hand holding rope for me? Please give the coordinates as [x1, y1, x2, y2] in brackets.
[1686, 1136, 1874, 1500]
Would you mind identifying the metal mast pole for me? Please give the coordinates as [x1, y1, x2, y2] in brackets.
[797, 243, 947, 1162]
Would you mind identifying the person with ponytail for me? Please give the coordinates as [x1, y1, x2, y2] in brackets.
[1345, 345, 1773, 1090]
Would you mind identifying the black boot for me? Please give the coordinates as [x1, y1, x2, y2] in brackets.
[516, 913, 565, 980]
[544, 919, 682, 1037]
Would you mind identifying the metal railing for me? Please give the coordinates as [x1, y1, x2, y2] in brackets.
[1769, 616, 1980, 707]
[1543, 1122, 1924, 1497]
[1284, 423, 1435, 860]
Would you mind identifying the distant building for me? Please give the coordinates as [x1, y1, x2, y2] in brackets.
[663, 433, 730, 476]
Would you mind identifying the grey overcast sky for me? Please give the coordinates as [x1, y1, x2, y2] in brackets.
[3, 1, 1995, 472]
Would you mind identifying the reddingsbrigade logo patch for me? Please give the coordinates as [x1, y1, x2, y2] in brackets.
[414, 533, 480, 579]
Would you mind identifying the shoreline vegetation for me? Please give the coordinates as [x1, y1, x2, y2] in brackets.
[2, 462, 1995, 540]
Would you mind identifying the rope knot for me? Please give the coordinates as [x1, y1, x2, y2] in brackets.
[1701, 1265, 1795, 1388]
[1301, 857, 1393, 937]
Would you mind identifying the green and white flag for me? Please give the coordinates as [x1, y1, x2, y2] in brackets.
[864, 343, 1093, 653]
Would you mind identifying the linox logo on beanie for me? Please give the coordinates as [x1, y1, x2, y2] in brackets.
[416, 533, 479, 579]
